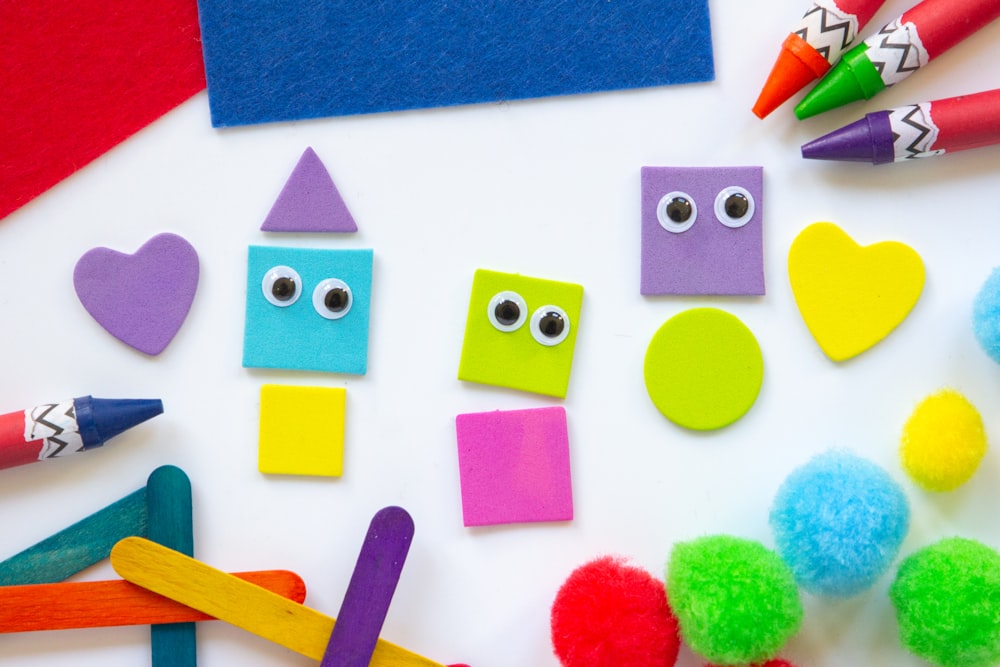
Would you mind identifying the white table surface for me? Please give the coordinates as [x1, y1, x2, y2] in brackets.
[2, 1, 1000, 665]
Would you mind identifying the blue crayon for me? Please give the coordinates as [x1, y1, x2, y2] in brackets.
[0, 396, 162, 471]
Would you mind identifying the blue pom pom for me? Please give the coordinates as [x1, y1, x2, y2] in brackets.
[770, 450, 910, 597]
[973, 268, 1000, 365]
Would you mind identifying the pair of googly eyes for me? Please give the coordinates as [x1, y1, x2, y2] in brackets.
[487, 291, 570, 346]
[656, 186, 756, 233]
[262, 266, 352, 320]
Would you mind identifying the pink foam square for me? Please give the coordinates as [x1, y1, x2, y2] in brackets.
[456, 407, 573, 527]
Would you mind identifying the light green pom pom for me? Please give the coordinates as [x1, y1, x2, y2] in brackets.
[890, 537, 1000, 667]
[666, 535, 803, 665]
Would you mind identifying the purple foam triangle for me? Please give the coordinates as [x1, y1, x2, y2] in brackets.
[260, 147, 358, 233]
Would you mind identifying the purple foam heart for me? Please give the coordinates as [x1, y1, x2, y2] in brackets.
[73, 233, 199, 355]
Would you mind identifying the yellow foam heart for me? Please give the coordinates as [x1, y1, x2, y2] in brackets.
[788, 222, 925, 362]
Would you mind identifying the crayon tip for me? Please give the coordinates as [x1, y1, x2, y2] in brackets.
[802, 111, 895, 164]
[753, 34, 830, 119]
[795, 44, 883, 119]
[74, 396, 164, 448]
[802, 117, 875, 162]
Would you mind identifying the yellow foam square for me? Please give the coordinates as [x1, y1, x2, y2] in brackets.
[258, 384, 345, 477]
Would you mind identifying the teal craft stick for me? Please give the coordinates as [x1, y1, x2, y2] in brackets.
[147, 465, 196, 667]
[0, 487, 147, 585]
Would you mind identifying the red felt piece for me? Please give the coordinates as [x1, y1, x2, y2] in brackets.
[0, 0, 206, 221]
[551, 556, 680, 667]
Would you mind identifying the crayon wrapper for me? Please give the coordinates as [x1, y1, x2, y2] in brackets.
[891, 102, 942, 161]
[794, 0, 860, 65]
[25, 401, 84, 460]
[863, 19, 929, 87]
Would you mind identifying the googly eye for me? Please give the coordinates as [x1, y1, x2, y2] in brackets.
[312, 278, 353, 320]
[530, 305, 570, 346]
[262, 265, 301, 306]
[487, 291, 527, 332]
[714, 186, 755, 228]
[656, 191, 697, 233]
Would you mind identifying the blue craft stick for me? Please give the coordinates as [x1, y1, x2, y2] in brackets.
[0, 487, 147, 585]
[147, 465, 196, 667]
[321, 506, 415, 667]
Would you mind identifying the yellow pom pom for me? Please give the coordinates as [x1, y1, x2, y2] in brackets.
[900, 389, 986, 492]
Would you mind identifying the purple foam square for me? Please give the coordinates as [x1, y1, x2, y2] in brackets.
[456, 407, 573, 527]
[640, 166, 764, 296]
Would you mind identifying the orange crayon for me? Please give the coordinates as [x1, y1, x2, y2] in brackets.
[754, 0, 887, 118]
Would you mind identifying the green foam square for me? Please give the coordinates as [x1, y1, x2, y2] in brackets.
[458, 269, 583, 398]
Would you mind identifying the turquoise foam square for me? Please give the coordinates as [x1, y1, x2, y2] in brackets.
[243, 246, 372, 374]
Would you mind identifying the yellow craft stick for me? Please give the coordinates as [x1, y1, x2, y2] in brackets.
[111, 537, 445, 667]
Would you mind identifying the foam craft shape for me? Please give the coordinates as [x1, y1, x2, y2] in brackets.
[74, 233, 200, 355]
[244, 246, 373, 374]
[458, 269, 583, 398]
[111, 537, 449, 666]
[644, 308, 764, 431]
[788, 222, 925, 362]
[259, 385, 346, 477]
[261, 148, 358, 233]
[641, 166, 765, 296]
[0, 0, 205, 220]
[456, 407, 573, 527]
[323, 507, 414, 667]
[195, 0, 714, 127]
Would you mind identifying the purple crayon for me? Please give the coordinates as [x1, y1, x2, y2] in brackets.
[802, 89, 1000, 164]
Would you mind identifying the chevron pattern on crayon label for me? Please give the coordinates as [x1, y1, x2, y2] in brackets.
[864, 19, 929, 87]
[24, 401, 85, 459]
[891, 103, 942, 161]
[793, 0, 859, 64]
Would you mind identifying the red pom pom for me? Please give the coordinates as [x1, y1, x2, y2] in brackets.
[551, 556, 680, 667]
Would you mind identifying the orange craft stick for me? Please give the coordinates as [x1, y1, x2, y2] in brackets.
[0, 570, 305, 633]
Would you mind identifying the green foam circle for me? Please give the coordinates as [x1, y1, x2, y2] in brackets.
[643, 308, 763, 431]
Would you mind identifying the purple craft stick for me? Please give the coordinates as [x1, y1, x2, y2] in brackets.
[321, 506, 415, 667]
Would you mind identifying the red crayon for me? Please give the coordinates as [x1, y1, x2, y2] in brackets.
[0, 396, 162, 470]
[802, 88, 1000, 163]
[754, 0, 888, 118]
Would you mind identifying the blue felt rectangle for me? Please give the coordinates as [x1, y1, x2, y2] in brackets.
[196, 0, 715, 127]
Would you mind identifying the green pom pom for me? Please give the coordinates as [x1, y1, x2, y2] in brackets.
[890, 537, 1000, 667]
[666, 535, 803, 664]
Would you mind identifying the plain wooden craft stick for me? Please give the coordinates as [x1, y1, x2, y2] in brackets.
[111, 537, 448, 667]
[147, 465, 196, 667]
[0, 571, 306, 632]
[0, 487, 147, 585]
[322, 506, 415, 667]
